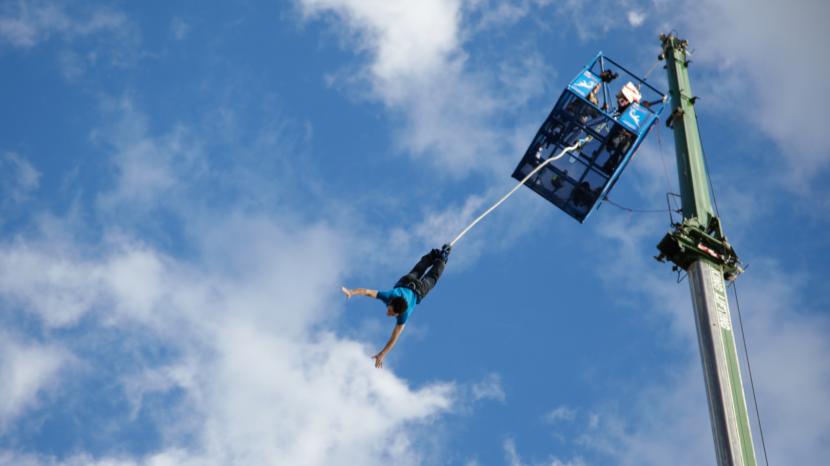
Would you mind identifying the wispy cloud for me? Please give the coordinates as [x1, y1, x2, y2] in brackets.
[504, 438, 585, 466]
[0, 332, 67, 429]
[627, 11, 645, 27]
[0, 152, 40, 204]
[0, 0, 130, 47]
[0, 0, 141, 77]
[545, 405, 577, 423]
[92, 98, 204, 213]
[170, 17, 190, 40]
[471, 372, 506, 402]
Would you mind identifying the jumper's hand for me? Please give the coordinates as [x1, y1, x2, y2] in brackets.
[341, 286, 352, 299]
[372, 353, 384, 369]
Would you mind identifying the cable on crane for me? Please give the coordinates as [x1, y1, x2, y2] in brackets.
[447, 141, 583, 247]
[732, 281, 770, 466]
[657, 119, 681, 211]
[695, 113, 721, 218]
[603, 198, 676, 224]
[641, 59, 662, 82]
[598, 116, 682, 224]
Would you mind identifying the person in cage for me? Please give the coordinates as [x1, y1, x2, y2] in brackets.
[531, 137, 548, 165]
[564, 99, 583, 118]
[543, 117, 565, 139]
[340, 246, 451, 368]
[577, 83, 604, 122]
[614, 82, 641, 115]
[564, 83, 609, 147]
[602, 127, 634, 173]
[573, 181, 601, 207]
[552, 169, 569, 194]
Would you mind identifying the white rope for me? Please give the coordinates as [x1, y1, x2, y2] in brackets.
[448, 140, 583, 247]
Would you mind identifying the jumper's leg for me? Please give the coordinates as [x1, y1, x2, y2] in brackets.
[416, 260, 445, 299]
[396, 254, 433, 284]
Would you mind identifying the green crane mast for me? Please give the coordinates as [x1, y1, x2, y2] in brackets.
[654, 33, 757, 466]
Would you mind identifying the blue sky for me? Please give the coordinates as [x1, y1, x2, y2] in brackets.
[1, 0, 828, 465]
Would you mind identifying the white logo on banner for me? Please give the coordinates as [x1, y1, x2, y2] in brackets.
[576, 80, 596, 90]
[629, 108, 641, 126]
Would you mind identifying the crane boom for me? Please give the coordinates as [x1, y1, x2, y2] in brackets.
[656, 33, 757, 466]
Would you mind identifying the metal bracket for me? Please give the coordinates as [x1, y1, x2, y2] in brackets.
[654, 216, 744, 281]
[666, 108, 685, 128]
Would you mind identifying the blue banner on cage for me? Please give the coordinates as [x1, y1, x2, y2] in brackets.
[568, 71, 600, 99]
[619, 102, 649, 133]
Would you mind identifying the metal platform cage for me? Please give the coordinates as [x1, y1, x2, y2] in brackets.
[512, 53, 669, 223]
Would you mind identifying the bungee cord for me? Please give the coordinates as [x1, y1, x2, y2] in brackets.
[447, 141, 582, 247]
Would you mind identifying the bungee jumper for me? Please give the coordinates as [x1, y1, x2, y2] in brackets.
[341, 245, 451, 368]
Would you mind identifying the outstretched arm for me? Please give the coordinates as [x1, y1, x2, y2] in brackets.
[372, 324, 405, 369]
[341, 286, 377, 299]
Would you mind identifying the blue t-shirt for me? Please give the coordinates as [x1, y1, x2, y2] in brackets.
[376, 287, 418, 325]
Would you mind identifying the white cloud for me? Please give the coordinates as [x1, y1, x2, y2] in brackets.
[504, 438, 585, 466]
[549, 0, 653, 42]
[410, 190, 487, 248]
[0, 241, 106, 327]
[0, 0, 127, 48]
[626, 11, 645, 27]
[471, 372, 506, 402]
[587, 413, 599, 429]
[170, 17, 190, 40]
[0, 0, 141, 78]
[464, 0, 553, 32]
[0, 333, 67, 429]
[93, 98, 203, 212]
[545, 405, 577, 423]
[299, 0, 463, 82]
[1, 152, 40, 204]
[200, 327, 453, 465]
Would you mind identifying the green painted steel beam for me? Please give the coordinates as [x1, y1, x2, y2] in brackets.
[663, 36, 714, 228]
